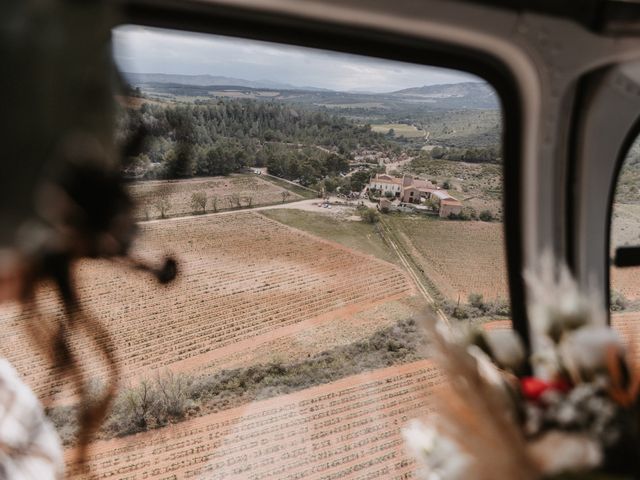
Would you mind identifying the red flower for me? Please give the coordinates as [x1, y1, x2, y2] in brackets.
[520, 377, 570, 401]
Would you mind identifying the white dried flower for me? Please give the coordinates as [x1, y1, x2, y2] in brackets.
[560, 326, 624, 378]
[402, 420, 473, 480]
[524, 252, 607, 344]
[481, 329, 526, 372]
[523, 403, 544, 436]
[527, 431, 603, 475]
[529, 338, 562, 381]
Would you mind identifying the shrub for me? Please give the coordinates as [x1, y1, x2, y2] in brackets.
[468, 292, 485, 309]
[46, 406, 77, 446]
[359, 207, 380, 224]
[610, 290, 628, 311]
[154, 370, 192, 421]
[153, 194, 171, 219]
[448, 207, 474, 221]
[106, 380, 159, 436]
[479, 210, 494, 222]
[452, 306, 469, 319]
[190, 191, 207, 213]
[489, 298, 511, 316]
[441, 295, 510, 320]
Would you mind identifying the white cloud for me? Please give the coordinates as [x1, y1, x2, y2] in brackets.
[112, 25, 481, 92]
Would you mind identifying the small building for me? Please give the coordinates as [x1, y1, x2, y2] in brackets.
[369, 173, 463, 217]
[368, 174, 403, 197]
[439, 198, 463, 218]
[399, 178, 436, 203]
[429, 190, 463, 217]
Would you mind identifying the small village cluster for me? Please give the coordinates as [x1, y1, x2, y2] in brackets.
[368, 173, 463, 218]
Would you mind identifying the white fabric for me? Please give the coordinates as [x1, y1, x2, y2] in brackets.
[0, 359, 63, 480]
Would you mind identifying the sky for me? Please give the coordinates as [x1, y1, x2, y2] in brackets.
[112, 25, 479, 93]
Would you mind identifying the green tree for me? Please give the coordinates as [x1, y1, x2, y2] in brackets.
[479, 210, 494, 222]
[190, 191, 207, 213]
[431, 146, 445, 159]
[359, 207, 380, 224]
[164, 147, 195, 178]
[350, 171, 370, 192]
[153, 193, 171, 219]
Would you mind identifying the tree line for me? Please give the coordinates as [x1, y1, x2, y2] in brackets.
[429, 145, 501, 164]
[119, 98, 393, 185]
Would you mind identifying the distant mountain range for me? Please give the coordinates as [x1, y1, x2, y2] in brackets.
[123, 73, 499, 110]
[393, 81, 496, 99]
[122, 72, 331, 92]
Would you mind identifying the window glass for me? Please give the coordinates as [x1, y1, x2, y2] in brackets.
[611, 139, 640, 331]
[0, 26, 508, 478]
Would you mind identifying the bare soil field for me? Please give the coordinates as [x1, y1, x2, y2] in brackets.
[611, 203, 640, 249]
[0, 212, 413, 402]
[65, 359, 443, 479]
[612, 312, 640, 361]
[191, 296, 429, 376]
[129, 174, 303, 220]
[386, 215, 508, 303]
[609, 203, 640, 299]
[611, 267, 640, 301]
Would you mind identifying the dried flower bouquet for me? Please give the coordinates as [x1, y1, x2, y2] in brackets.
[404, 256, 640, 480]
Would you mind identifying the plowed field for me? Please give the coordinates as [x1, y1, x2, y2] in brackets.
[129, 174, 302, 220]
[65, 360, 443, 480]
[0, 212, 413, 402]
[386, 216, 508, 303]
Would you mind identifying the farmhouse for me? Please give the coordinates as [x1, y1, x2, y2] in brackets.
[369, 173, 463, 218]
[368, 173, 404, 196]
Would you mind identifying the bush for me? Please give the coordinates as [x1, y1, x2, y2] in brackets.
[479, 210, 494, 222]
[359, 207, 380, 224]
[190, 191, 207, 213]
[106, 380, 159, 436]
[452, 306, 469, 319]
[459, 210, 471, 221]
[610, 290, 628, 311]
[441, 294, 510, 320]
[488, 298, 511, 316]
[104, 371, 192, 436]
[46, 406, 77, 446]
[468, 292, 485, 309]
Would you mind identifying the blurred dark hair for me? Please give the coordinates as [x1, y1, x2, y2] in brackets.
[1, 0, 176, 469]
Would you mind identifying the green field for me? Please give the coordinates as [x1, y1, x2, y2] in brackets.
[260, 174, 318, 199]
[259, 209, 398, 265]
[371, 123, 426, 138]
